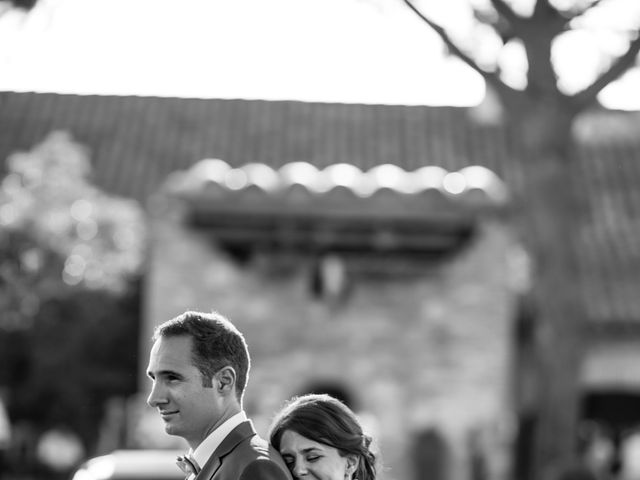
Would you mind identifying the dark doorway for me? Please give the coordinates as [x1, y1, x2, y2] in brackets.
[410, 428, 449, 480]
[580, 389, 640, 476]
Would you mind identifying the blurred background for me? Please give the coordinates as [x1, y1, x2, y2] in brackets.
[1, 1, 639, 480]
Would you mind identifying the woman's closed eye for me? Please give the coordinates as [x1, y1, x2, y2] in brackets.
[283, 454, 321, 467]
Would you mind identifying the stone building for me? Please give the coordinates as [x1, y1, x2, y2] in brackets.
[1, 91, 640, 480]
[141, 158, 517, 480]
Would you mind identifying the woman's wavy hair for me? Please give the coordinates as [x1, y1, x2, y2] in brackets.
[269, 394, 377, 480]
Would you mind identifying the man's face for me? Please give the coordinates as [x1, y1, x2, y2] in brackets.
[146, 335, 223, 449]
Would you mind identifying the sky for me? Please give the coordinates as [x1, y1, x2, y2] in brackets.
[0, 0, 638, 109]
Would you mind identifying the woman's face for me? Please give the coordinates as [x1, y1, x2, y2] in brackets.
[279, 429, 357, 480]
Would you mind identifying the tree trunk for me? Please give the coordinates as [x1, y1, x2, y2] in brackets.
[507, 98, 585, 480]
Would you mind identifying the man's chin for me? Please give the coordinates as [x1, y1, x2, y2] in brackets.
[161, 418, 181, 435]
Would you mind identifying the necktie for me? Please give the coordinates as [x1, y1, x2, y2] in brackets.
[176, 454, 201, 479]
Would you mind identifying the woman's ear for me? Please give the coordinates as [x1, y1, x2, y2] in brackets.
[345, 454, 360, 478]
[214, 366, 237, 395]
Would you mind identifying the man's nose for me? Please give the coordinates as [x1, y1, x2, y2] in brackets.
[147, 381, 167, 407]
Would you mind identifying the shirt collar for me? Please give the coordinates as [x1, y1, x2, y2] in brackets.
[191, 411, 248, 468]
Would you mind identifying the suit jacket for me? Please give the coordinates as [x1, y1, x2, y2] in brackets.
[195, 421, 292, 480]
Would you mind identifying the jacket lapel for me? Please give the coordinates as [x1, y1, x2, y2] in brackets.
[196, 421, 256, 480]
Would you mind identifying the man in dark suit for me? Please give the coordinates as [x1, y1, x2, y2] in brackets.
[146, 310, 291, 480]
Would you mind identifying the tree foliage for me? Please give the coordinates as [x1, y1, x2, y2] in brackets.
[0, 131, 146, 453]
[0, 131, 146, 328]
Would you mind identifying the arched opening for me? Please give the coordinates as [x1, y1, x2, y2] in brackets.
[295, 381, 357, 411]
[410, 427, 449, 480]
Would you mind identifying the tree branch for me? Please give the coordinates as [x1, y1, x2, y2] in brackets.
[475, 1, 515, 42]
[0, 0, 36, 10]
[532, 0, 551, 19]
[572, 29, 640, 109]
[531, 0, 569, 32]
[489, 0, 523, 26]
[562, 0, 605, 22]
[402, 0, 519, 99]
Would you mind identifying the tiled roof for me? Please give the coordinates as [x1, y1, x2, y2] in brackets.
[0, 91, 516, 200]
[0, 91, 639, 327]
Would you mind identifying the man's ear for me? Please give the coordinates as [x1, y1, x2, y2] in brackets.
[214, 366, 237, 395]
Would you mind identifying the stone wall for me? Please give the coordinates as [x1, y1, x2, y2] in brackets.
[140, 193, 520, 480]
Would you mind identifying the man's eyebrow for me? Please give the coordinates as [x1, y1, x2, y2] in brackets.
[147, 369, 182, 379]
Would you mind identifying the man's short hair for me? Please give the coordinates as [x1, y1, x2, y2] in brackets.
[152, 311, 250, 401]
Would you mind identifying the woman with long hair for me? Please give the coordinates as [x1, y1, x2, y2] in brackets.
[269, 394, 378, 480]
